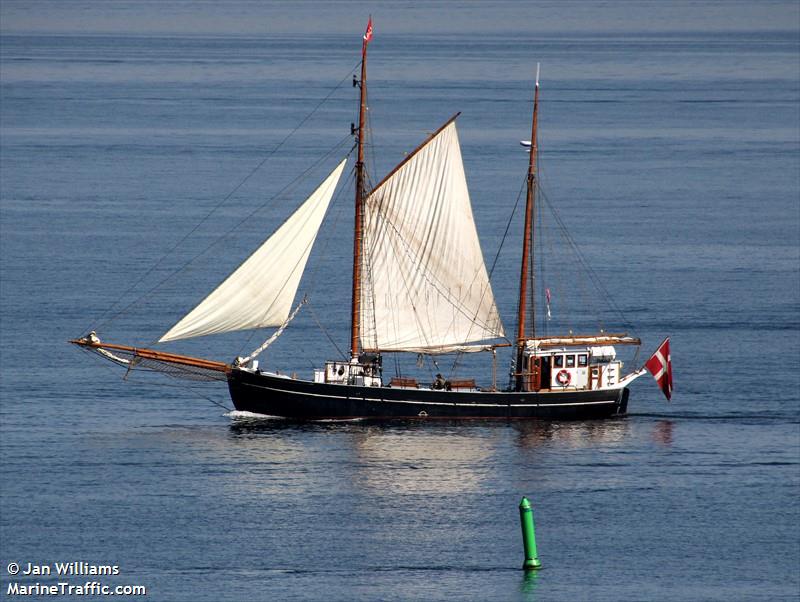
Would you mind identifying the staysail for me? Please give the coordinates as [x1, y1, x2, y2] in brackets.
[159, 160, 347, 342]
[360, 119, 505, 353]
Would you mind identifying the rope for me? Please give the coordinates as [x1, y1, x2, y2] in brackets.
[231, 143, 356, 357]
[235, 158, 356, 359]
[449, 176, 526, 377]
[90, 62, 361, 337]
[304, 162, 356, 299]
[154, 381, 233, 412]
[538, 186, 638, 340]
[307, 300, 346, 359]
[75, 345, 233, 411]
[536, 170, 549, 338]
[240, 297, 307, 364]
[366, 194, 504, 354]
[101, 133, 355, 346]
[300, 164, 353, 361]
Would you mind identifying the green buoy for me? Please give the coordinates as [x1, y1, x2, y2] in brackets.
[518, 496, 542, 570]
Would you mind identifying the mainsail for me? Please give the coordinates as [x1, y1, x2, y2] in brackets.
[360, 119, 505, 353]
[159, 160, 347, 342]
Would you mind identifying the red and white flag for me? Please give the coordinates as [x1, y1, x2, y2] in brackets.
[645, 337, 673, 401]
[363, 17, 373, 44]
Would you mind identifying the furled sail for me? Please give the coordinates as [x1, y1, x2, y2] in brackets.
[360, 119, 505, 353]
[159, 159, 347, 342]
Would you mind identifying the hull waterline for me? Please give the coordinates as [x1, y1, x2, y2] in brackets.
[228, 369, 629, 420]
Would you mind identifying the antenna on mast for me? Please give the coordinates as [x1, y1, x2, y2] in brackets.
[535, 62, 540, 87]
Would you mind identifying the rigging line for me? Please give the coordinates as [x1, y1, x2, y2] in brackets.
[77, 346, 232, 411]
[304, 162, 357, 298]
[487, 176, 528, 293]
[542, 188, 612, 323]
[367, 207, 438, 347]
[448, 176, 527, 375]
[509, 172, 531, 333]
[507, 173, 532, 388]
[360, 197, 380, 353]
[365, 232, 379, 353]
[534, 149, 549, 337]
[165, 135, 355, 332]
[303, 165, 354, 357]
[291, 162, 355, 362]
[537, 151, 568, 336]
[535, 158, 546, 338]
[538, 186, 637, 337]
[234, 153, 357, 357]
[528, 189, 535, 340]
[363, 86, 377, 190]
[371, 208, 467, 353]
[306, 299, 346, 359]
[537, 173, 552, 339]
[371, 203, 501, 338]
[382, 210, 449, 355]
[360, 93, 380, 352]
[89, 63, 361, 335]
[99, 133, 354, 341]
[544, 190, 599, 332]
[151, 380, 233, 412]
[539, 148, 594, 336]
[359, 80, 379, 195]
[563, 191, 593, 333]
[369, 205, 501, 382]
[147, 134, 353, 348]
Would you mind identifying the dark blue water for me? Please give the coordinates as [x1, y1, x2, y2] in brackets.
[2, 2, 799, 600]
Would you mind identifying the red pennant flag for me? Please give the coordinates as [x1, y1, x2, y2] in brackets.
[363, 17, 373, 44]
[645, 337, 673, 401]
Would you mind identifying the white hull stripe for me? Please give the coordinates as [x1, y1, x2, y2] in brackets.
[240, 382, 619, 408]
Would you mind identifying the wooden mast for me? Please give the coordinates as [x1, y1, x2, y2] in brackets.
[514, 65, 540, 391]
[350, 19, 371, 359]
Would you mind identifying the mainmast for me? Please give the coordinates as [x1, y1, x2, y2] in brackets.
[514, 64, 540, 391]
[350, 18, 372, 359]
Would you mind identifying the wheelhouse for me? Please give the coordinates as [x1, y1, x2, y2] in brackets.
[517, 335, 640, 392]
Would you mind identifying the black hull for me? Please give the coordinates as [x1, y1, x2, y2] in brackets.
[227, 370, 630, 420]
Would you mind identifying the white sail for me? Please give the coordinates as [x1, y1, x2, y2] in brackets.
[159, 159, 347, 343]
[360, 121, 505, 353]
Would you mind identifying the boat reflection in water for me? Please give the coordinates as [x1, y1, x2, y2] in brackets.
[510, 418, 632, 450]
[226, 416, 636, 496]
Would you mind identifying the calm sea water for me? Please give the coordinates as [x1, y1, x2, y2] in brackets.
[2, 2, 799, 600]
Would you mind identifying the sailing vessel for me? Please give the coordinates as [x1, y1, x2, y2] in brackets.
[72, 22, 672, 419]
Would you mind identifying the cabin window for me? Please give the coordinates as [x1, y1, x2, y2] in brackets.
[553, 355, 564, 368]
[578, 354, 588, 367]
[566, 354, 576, 368]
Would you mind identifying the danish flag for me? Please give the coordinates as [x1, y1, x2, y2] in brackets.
[645, 337, 673, 401]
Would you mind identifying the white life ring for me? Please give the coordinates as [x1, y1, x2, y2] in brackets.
[556, 369, 571, 386]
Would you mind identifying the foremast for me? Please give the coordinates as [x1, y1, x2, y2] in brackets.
[514, 65, 540, 391]
[350, 18, 372, 359]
